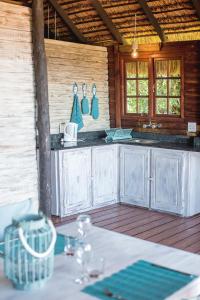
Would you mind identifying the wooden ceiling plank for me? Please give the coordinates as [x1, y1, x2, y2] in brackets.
[138, 0, 165, 42]
[192, 0, 200, 19]
[47, 0, 88, 43]
[90, 0, 125, 44]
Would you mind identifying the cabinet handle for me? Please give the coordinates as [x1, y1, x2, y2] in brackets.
[148, 177, 153, 181]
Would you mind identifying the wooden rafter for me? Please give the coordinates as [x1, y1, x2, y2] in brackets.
[192, 0, 200, 20]
[138, 0, 165, 42]
[90, 0, 125, 44]
[48, 0, 88, 43]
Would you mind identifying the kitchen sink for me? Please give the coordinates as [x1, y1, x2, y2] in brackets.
[120, 138, 160, 144]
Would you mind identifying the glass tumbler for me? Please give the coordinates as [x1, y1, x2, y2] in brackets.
[86, 256, 105, 279]
[64, 236, 78, 256]
[76, 214, 91, 240]
[74, 243, 92, 284]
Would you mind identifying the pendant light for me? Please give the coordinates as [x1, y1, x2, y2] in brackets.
[131, 14, 138, 58]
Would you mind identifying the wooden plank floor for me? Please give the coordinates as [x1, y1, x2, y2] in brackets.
[52, 204, 200, 255]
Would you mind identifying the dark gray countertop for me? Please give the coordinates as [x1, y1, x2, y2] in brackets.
[51, 138, 200, 152]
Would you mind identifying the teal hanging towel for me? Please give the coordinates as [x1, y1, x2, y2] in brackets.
[91, 84, 99, 120]
[81, 83, 89, 114]
[70, 83, 84, 131]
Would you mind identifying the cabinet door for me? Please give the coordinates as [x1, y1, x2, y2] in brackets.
[92, 145, 118, 206]
[60, 148, 91, 216]
[120, 146, 150, 207]
[187, 152, 200, 216]
[151, 149, 184, 214]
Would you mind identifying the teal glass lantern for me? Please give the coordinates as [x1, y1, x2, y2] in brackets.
[3, 213, 57, 290]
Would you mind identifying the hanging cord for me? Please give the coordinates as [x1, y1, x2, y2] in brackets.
[47, 5, 50, 39]
[54, 10, 57, 40]
[134, 13, 137, 44]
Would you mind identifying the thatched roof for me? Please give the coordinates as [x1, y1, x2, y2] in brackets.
[10, 0, 200, 45]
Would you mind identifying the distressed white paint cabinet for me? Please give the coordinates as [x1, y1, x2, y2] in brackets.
[119, 146, 189, 215]
[51, 148, 92, 217]
[187, 152, 200, 216]
[92, 145, 118, 206]
[150, 149, 186, 215]
[61, 148, 92, 215]
[51, 143, 200, 217]
[120, 145, 150, 208]
[51, 145, 118, 217]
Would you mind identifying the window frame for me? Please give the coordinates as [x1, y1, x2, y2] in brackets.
[125, 59, 150, 115]
[153, 57, 184, 119]
[122, 55, 184, 122]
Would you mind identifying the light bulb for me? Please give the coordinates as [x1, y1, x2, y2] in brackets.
[131, 42, 138, 58]
[131, 49, 138, 58]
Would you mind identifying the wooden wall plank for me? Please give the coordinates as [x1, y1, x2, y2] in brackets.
[0, 1, 38, 207]
[45, 39, 110, 134]
[108, 41, 200, 134]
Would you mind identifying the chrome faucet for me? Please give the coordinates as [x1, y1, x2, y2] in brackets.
[143, 118, 161, 129]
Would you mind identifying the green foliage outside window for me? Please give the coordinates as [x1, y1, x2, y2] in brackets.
[126, 61, 149, 114]
[125, 59, 181, 116]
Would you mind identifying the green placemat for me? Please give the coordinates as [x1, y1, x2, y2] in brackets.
[54, 233, 66, 255]
[0, 233, 66, 257]
[82, 260, 198, 300]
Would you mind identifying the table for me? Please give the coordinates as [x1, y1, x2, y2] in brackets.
[0, 223, 200, 300]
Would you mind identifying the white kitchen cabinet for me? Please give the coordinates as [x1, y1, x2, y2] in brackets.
[61, 148, 92, 215]
[150, 149, 186, 215]
[51, 148, 92, 217]
[51, 145, 118, 217]
[92, 145, 118, 207]
[51, 143, 200, 218]
[120, 145, 150, 208]
[187, 152, 200, 216]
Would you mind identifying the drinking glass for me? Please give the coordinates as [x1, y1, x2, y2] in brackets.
[64, 236, 78, 256]
[86, 256, 105, 279]
[76, 215, 91, 240]
[74, 243, 92, 284]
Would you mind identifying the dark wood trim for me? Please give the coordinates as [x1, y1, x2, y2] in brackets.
[138, 0, 165, 43]
[122, 54, 184, 122]
[108, 41, 200, 134]
[114, 45, 121, 127]
[149, 57, 154, 119]
[124, 59, 149, 116]
[180, 57, 185, 119]
[48, 0, 88, 43]
[153, 56, 184, 119]
[190, 0, 200, 20]
[120, 57, 125, 117]
[90, 0, 125, 45]
[32, 0, 51, 216]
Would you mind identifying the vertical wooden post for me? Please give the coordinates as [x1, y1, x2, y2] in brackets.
[32, 0, 51, 216]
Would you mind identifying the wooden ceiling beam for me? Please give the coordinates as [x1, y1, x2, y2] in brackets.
[90, 0, 125, 44]
[192, 0, 200, 20]
[47, 0, 88, 43]
[138, 0, 165, 42]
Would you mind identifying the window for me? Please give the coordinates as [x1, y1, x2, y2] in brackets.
[124, 58, 182, 118]
[155, 59, 181, 116]
[125, 61, 149, 114]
